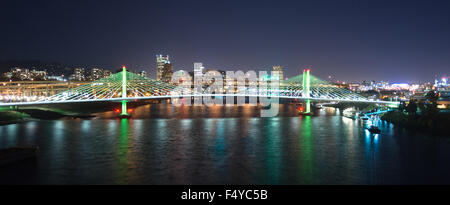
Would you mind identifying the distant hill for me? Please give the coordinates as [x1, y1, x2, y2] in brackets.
[0, 60, 73, 76]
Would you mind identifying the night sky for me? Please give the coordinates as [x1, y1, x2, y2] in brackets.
[1, 0, 449, 83]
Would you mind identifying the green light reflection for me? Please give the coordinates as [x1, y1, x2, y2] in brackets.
[299, 116, 314, 184]
[113, 118, 132, 184]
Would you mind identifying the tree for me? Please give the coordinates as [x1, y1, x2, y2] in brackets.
[406, 99, 417, 115]
[424, 90, 439, 116]
[425, 91, 439, 104]
[398, 101, 407, 113]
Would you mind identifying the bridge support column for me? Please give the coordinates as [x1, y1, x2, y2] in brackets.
[120, 66, 130, 117]
[302, 69, 311, 114]
[121, 100, 128, 116]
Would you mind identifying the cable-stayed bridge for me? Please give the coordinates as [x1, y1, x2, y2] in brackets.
[0, 68, 400, 114]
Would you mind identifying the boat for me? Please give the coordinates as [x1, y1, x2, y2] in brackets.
[359, 116, 370, 121]
[343, 108, 357, 119]
[367, 125, 381, 134]
[0, 146, 39, 166]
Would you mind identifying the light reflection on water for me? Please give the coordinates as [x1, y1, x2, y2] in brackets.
[0, 104, 450, 184]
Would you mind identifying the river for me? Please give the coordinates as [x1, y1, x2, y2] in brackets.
[0, 104, 449, 184]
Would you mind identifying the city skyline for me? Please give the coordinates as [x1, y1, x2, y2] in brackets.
[0, 57, 447, 84]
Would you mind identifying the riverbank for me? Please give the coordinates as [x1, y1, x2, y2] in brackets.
[0, 110, 30, 125]
[0, 109, 96, 125]
[381, 110, 450, 135]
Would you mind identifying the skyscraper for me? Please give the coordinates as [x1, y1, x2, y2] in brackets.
[156, 55, 173, 83]
[194, 62, 204, 77]
[272, 65, 284, 81]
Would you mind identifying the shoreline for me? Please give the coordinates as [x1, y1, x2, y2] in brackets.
[381, 110, 449, 136]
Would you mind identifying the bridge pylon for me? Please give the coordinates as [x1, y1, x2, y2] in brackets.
[120, 66, 130, 117]
[302, 68, 311, 114]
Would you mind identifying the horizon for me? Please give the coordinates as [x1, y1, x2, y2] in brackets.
[0, 58, 442, 84]
[0, 59, 442, 84]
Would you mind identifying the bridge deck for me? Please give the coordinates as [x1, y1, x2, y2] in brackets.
[0, 94, 400, 106]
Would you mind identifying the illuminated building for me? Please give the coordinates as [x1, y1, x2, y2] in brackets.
[72, 67, 86, 81]
[3, 67, 47, 81]
[194, 62, 204, 77]
[90, 67, 104, 80]
[434, 76, 449, 90]
[47, 75, 65, 81]
[204, 69, 226, 79]
[437, 90, 450, 109]
[272, 65, 284, 81]
[30, 70, 47, 80]
[139, 70, 147, 77]
[103, 69, 112, 78]
[156, 55, 173, 83]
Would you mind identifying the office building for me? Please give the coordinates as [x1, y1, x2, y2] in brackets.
[156, 55, 173, 83]
[272, 65, 284, 81]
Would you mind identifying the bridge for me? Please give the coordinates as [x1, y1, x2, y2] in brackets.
[0, 67, 399, 116]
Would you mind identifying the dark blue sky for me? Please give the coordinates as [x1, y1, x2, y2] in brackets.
[1, 0, 449, 82]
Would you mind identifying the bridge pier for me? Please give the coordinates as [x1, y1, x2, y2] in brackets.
[121, 100, 128, 116]
[301, 68, 311, 114]
[119, 66, 130, 118]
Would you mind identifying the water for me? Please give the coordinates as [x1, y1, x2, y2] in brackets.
[1, 104, 450, 185]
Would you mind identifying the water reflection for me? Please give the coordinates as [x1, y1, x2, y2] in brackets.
[114, 118, 131, 184]
[364, 128, 380, 184]
[51, 121, 65, 152]
[299, 116, 313, 184]
[262, 118, 281, 184]
[213, 119, 227, 183]
[0, 104, 449, 185]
